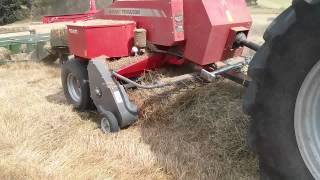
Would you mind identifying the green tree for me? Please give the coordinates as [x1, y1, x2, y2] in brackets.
[0, 0, 23, 25]
[0, 0, 31, 25]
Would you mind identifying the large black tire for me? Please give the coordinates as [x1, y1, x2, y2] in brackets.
[244, 2, 320, 180]
[61, 59, 93, 111]
[42, 53, 59, 64]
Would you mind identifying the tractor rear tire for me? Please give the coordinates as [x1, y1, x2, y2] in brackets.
[61, 58, 93, 111]
[244, 2, 320, 180]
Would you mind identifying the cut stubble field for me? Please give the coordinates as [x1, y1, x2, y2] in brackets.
[0, 63, 257, 179]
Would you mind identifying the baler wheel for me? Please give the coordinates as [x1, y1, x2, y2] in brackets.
[244, 2, 320, 180]
[41, 53, 59, 64]
[101, 111, 120, 133]
[61, 58, 93, 111]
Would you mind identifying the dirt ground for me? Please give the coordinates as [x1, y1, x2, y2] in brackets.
[0, 6, 284, 180]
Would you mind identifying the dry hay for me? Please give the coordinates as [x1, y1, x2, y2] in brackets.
[106, 54, 150, 71]
[0, 27, 29, 34]
[0, 62, 258, 179]
[0, 47, 11, 60]
[10, 53, 32, 61]
[50, 27, 68, 47]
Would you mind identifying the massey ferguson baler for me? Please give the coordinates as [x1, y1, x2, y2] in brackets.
[61, 0, 257, 133]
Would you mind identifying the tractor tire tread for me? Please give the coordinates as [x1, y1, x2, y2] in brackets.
[244, 1, 320, 179]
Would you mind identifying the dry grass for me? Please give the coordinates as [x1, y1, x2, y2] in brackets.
[0, 48, 11, 60]
[0, 62, 258, 179]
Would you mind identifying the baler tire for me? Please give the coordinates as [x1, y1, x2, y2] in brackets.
[61, 59, 93, 111]
[42, 53, 59, 64]
[244, 2, 320, 180]
[100, 112, 120, 133]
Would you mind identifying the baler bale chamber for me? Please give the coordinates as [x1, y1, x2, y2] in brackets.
[60, 0, 259, 133]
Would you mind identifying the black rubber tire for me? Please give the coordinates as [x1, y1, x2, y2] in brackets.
[101, 112, 120, 133]
[59, 54, 69, 65]
[42, 53, 59, 64]
[61, 58, 93, 111]
[244, 2, 320, 180]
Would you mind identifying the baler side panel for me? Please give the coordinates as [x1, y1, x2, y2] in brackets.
[67, 21, 136, 59]
[96, 0, 184, 46]
[67, 27, 88, 58]
[184, 0, 252, 65]
[86, 26, 135, 58]
[171, 0, 185, 41]
[183, 0, 212, 64]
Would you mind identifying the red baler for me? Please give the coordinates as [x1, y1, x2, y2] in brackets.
[60, 0, 257, 132]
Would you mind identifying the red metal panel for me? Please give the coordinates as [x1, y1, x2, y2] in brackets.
[43, 12, 98, 24]
[183, 0, 252, 65]
[67, 27, 87, 58]
[95, 0, 184, 46]
[67, 20, 136, 59]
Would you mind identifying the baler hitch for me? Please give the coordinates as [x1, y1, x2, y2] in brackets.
[200, 57, 251, 84]
[235, 32, 261, 51]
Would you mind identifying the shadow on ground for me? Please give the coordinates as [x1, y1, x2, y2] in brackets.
[45, 89, 101, 126]
[46, 89, 68, 105]
[137, 81, 258, 179]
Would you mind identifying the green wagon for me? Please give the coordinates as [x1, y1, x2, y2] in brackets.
[0, 33, 50, 61]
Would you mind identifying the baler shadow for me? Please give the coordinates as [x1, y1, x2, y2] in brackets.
[138, 81, 258, 179]
[46, 90, 68, 105]
[45, 89, 101, 124]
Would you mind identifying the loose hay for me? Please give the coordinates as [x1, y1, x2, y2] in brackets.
[106, 54, 150, 71]
[0, 47, 11, 60]
[0, 27, 29, 34]
[0, 63, 258, 179]
[10, 53, 32, 61]
[50, 27, 68, 47]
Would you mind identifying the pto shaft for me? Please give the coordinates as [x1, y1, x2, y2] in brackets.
[235, 33, 261, 51]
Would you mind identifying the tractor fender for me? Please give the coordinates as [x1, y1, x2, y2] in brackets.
[264, 0, 320, 43]
[304, 0, 320, 4]
[263, 7, 296, 42]
[293, 0, 320, 5]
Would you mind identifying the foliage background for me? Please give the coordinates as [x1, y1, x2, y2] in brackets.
[0, 0, 30, 25]
[0, 0, 112, 25]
